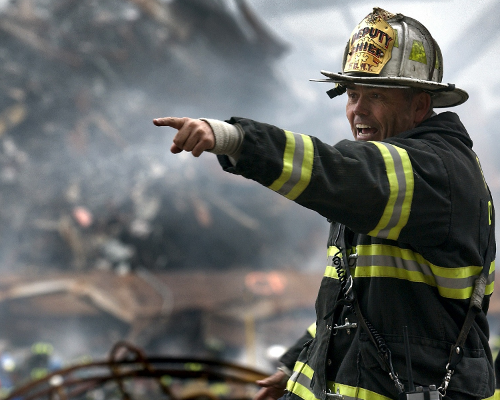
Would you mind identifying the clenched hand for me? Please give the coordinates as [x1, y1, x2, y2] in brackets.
[253, 370, 288, 400]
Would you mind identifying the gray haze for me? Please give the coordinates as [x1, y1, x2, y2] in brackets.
[0, 0, 500, 384]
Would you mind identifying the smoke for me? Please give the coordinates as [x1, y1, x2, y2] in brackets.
[3, 0, 499, 381]
[0, 0, 332, 276]
[0, 1, 331, 379]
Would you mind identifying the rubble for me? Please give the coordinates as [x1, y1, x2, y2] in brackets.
[0, 2, 331, 389]
[5, 341, 269, 400]
[0, 0, 327, 276]
[0, 268, 320, 395]
[0, 2, 500, 396]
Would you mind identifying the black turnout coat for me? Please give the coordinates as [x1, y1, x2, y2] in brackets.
[218, 112, 496, 400]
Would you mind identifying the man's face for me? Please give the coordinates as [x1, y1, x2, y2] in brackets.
[346, 85, 424, 141]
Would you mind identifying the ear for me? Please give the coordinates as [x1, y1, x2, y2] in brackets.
[413, 92, 432, 125]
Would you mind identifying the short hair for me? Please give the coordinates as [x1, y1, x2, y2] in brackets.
[403, 87, 434, 115]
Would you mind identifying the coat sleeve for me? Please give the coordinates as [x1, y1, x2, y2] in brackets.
[218, 117, 452, 246]
[278, 323, 315, 371]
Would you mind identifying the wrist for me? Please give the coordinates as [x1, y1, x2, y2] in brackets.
[276, 365, 292, 385]
[199, 118, 243, 160]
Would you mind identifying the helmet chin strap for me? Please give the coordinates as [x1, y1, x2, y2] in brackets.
[326, 84, 346, 99]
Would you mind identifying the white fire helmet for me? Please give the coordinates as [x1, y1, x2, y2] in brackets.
[312, 7, 468, 108]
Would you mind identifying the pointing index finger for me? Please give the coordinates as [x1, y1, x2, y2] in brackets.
[153, 117, 185, 129]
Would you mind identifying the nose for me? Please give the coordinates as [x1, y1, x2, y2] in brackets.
[351, 94, 370, 116]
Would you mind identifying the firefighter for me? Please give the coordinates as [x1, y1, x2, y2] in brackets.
[154, 8, 495, 400]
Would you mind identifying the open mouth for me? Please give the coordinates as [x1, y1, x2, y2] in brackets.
[356, 124, 378, 139]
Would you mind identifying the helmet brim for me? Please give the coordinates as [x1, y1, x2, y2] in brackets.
[311, 70, 469, 108]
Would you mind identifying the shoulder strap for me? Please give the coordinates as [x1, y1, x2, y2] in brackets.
[441, 192, 495, 394]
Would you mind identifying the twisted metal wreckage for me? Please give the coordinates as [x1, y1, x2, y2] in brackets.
[5, 341, 268, 400]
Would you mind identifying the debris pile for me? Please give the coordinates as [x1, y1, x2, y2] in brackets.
[0, 0, 326, 274]
[5, 341, 269, 400]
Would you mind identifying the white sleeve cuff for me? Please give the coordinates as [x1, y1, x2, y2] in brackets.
[199, 118, 244, 161]
[277, 365, 292, 378]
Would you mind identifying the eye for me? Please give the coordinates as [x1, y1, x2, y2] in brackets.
[347, 91, 358, 100]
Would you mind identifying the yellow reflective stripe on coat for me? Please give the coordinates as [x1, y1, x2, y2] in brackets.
[287, 362, 392, 400]
[325, 245, 495, 300]
[307, 322, 317, 338]
[368, 142, 414, 240]
[287, 362, 315, 400]
[268, 130, 314, 200]
[327, 382, 393, 400]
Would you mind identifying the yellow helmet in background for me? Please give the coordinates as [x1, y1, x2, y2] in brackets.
[313, 7, 468, 108]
